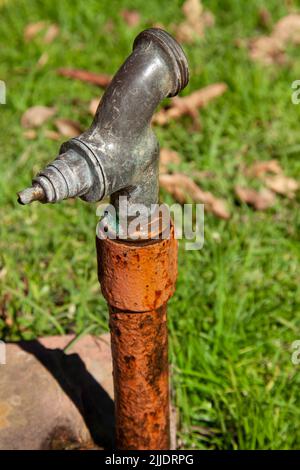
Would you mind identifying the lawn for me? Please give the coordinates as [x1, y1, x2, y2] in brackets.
[1, 0, 300, 450]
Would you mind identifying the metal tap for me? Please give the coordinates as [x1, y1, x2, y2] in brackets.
[18, 29, 189, 213]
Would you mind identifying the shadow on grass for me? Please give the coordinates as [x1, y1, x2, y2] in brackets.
[20, 340, 114, 449]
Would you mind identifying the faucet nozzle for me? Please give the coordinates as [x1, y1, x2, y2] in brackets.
[17, 184, 46, 205]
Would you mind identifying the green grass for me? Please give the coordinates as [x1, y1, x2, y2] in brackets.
[1, 0, 300, 450]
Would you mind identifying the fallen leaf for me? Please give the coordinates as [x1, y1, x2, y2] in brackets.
[264, 174, 299, 198]
[44, 129, 62, 141]
[175, 0, 214, 44]
[37, 52, 49, 68]
[43, 24, 59, 44]
[274, 14, 300, 44]
[258, 8, 272, 29]
[24, 21, 47, 41]
[183, 0, 202, 20]
[244, 160, 299, 198]
[153, 83, 227, 126]
[57, 68, 112, 88]
[21, 106, 56, 128]
[23, 129, 37, 140]
[235, 186, 276, 210]
[249, 13, 300, 65]
[159, 148, 181, 174]
[246, 159, 283, 178]
[121, 9, 141, 27]
[249, 36, 285, 65]
[160, 174, 187, 204]
[54, 118, 82, 137]
[89, 97, 101, 116]
[160, 173, 230, 219]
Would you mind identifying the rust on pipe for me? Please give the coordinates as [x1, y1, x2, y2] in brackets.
[109, 306, 169, 450]
[96, 226, 177, 450]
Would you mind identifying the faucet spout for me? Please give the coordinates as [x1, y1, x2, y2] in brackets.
[17, 184, 46, 205]
[18, 29, 189, 209]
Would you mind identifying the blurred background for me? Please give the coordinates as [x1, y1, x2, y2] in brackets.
[1, 0, 300, 449]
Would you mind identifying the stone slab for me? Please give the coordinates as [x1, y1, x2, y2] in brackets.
[0, 334, 114, 449]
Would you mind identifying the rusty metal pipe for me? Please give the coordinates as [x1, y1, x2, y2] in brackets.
[110, 308, 170, 450]
[97, 226, 177, 449]
[17, 29, 189, 450]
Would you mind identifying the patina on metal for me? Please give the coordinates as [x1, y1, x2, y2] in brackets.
[18, 28, 189, 450]
[18, 28, 189, 212]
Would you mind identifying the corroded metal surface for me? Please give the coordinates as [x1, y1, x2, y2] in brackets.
[110, 306, 169, 450]
[97, 229, 177, 450]
[96, 226, 177, 312]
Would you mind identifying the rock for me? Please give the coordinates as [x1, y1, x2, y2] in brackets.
[0, 334, 114, 450]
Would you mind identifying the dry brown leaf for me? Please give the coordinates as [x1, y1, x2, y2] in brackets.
[249, 13, 300, 65]
[183, 0, 203, 19]
[176, 0, 214, 44]
[44, 129, 62, 141]
[121, 9, 141, 27]
[160, 173, 230, 219]
[89, 98, 101, 116]
[159, 148, 181, 174]
[249, 36, 285, 65]
[58, 68, 112, 88]
[37, 52, 49, 68]
[43, 24, 59, 44]
[258, 8, 272, 29]
[159, 174, 187, 204]
[264, 174, 299, 198]
[23, 129, 37, 140]
[153, 83, 227, 126]
[245, 160, 299, 198]
[54, 118, 82, 138]
[24, 21, 47, 41]
[246, 159, 283, 178]
[235, 186, 276, 210]
[21, 106, 56, 128]
[273, 14, 300, 44]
